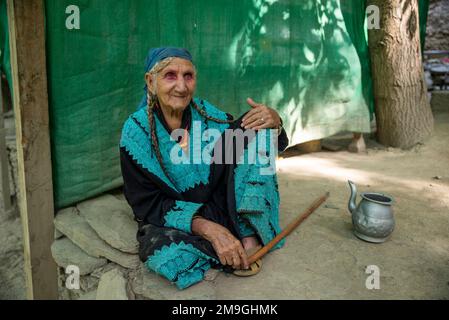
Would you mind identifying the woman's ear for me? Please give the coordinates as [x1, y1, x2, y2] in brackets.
[145, 73, 155, 94]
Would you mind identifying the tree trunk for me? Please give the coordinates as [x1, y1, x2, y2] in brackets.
[368, 0, 433, 149]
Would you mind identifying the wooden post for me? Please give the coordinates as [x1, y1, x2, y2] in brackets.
[7, 0, 58, 299]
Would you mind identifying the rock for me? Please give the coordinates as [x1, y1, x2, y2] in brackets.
[425, 1, 449, 51]
[57, 267, 97, 300]
[321, 142, 342, 152]
[348, 134, 366, 153]
[77, 290, 97, 300]
[204, 268, 220, 282]
[77, 194, 139, 254]
[90, 262, 127, 279]
[131, 265, 216, 300]
[80, 275, 100, 292]
[54, 207, 140, 269]
[96, 268, 129, 300]
[58, 286, 72, 301]
[5, 136, 18, 197]
[51, 237, 107, 275]
[324, 204, 339, 210]
[54, 229, 64, 240]
[126, 278, 136, 300]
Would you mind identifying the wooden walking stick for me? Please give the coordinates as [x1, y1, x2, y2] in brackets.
[248, 192, 330, 264]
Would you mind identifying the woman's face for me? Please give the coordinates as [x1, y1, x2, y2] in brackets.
[146, 58, 197, 112]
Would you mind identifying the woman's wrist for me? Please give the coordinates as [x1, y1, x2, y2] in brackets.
[191, 217, 215, 241]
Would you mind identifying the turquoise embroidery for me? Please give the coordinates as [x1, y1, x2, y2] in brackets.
[120, 110, 177, 191]
[237, 214, 256, 237]
[164, 201, 203, 233]
[120, 98, 229, 193]
[234, 129, 284, 249]
[176, 259, 211, 290]
[120, 98, 229, 236]
[145, 241, 219, 289]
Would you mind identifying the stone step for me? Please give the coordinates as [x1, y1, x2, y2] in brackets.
[96, 268, 129, 300]
[51, 237, 107, 276]
[77, 194, 139, 254]
[54, 207, 140, 269]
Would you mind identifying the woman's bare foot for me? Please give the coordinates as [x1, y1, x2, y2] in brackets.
[242, 236, 260, 252]
[234, 236, 263, 276]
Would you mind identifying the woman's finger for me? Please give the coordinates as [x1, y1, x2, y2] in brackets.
[242, 108, 262, 125]
[225, 253, 234, 266]
[243, 116, 264, 129]
[246, 97, 263, 109]
[252, 119, 275, 131]
[217, 254, 227, 266]
[244, 110, 270, 129]
[231, 253, 241, 269]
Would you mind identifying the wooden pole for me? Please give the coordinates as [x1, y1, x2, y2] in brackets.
[248, 192, 330, 264]
[7, 0, 58, 299]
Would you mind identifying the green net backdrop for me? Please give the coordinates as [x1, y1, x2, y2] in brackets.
[0, 0, 429, 208]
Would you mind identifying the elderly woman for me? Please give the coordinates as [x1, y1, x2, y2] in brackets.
[120, 47, 289, 289]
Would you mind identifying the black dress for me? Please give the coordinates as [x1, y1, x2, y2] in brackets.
[120, 98, 288, 289]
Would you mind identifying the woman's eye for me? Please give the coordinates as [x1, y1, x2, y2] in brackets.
[184, 73, 194, 80]
[164, 72, 177, 80]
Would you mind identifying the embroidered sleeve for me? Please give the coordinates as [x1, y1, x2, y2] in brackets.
[163, 201, 203, 233]
[120, 147, 204, 234]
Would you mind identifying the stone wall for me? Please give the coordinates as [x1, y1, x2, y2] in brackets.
[51, 191, 219, 300]
[3, 111, 18, 199]
[52, 192, 141, 300]
[425, 0, 449, 51]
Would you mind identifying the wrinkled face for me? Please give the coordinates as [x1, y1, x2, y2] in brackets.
[146, 58, 196, 112]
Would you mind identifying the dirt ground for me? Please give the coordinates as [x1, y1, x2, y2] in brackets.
[1, 108, 448, 300]
[0, 210, 25, 299]
[197, 108, 448, 300]
[264, 110, 449, 299]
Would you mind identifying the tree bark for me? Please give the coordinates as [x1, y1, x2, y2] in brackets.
[368, 0, 433, 149]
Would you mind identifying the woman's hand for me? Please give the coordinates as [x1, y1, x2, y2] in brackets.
[241, 98, 282, 130]
[192, 217, 249, 270]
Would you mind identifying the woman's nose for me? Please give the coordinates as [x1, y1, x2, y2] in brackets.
[175, 78, 188, 92]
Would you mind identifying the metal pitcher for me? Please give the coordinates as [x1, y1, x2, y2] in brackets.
[347, 180, 395, 243]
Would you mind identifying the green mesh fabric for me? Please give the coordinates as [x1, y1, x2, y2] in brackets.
[41, 0, 429, 208]
[419, 0, 429, 52]
[0, 0, 12, 95]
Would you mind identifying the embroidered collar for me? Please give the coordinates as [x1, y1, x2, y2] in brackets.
[121, 98, 230, 193]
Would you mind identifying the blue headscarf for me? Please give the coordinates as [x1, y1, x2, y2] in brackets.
[137, 47, 193, 110]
